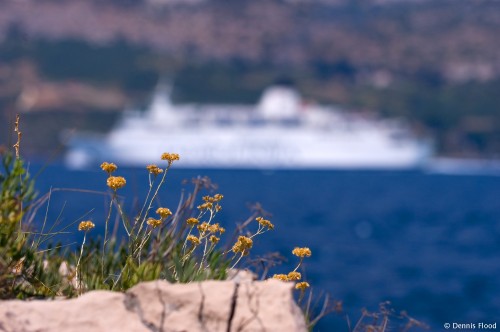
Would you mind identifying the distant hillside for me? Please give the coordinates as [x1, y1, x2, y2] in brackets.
[1, 0, 499, 82]
[1, 0, 500, 157]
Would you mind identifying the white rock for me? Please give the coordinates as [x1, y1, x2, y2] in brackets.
[0, 280, 306, 332]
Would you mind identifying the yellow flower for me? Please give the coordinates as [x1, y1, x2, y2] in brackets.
[203, 194, 224, 203]
[215, 204, 222, 212]
[232, 242, 242, 253]
[232, 236, 253, 254]
[161, 152, 180, 164]
[156, 207, 172, 219]
[256, 217, 274, 230]
[100, 162, 117, 174]
[197, 202, 213, 210]
[238, 236, 253, 249]
[287, 271, 301, 281]
[107, 176, 126, 190]
[146, 218, 162, 228]
[209, 235, 220, 244]
[197, 222, 210, 234]
[146, 164, 163, 176]
[295, 282, 310, 290]
[209, 223, 225, 234]
[187, 235, 201, 246]
[272, 274, 289, 281]
[78, 220, 95, 232]
[186, 217, 199, 226]
[292, 247, 312, 258]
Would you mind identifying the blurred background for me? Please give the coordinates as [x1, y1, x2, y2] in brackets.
[1, 0, 500, 330]
[2, 0, 500, 157]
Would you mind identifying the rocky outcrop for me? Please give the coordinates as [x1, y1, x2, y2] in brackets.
[0, 279, 306, 332]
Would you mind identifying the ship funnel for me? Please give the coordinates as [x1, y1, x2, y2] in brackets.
[147, 80, 177, 123]
[257, 86, 301, 120]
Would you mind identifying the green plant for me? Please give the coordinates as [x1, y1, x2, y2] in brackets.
[72, 155, 279, 293]
[0, 147, 37, 298]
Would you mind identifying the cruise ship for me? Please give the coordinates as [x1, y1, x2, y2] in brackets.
[64, 83, 432, 169]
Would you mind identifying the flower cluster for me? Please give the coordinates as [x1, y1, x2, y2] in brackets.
[146, 164, 163, 176]
[156, 207, 172, 219]
[292, 247, 312, 258]
[186, 217, 199, 226]
[197, 202, 213, 210]
[87, 156, 302, 291]
[161, 152, 180, 165]
[198, 194, 223, 211]
[209, 223, 225, 234]
[100, 162, 117, 175]
[232, 236, 253, 255]
[202, 194, 223, 203]
[295, 282, 310, 290]
[78, 220, 95, 232]
[272, 271, 302, 282]
[196, 222, 225, 235]
[272, 274, 289, 281]
[107, 176, 126, 190]
[272, 247, 312, 291]
[287, 271, 302, 281]
[256, 217, 274, 230]
[180, 192, 228, 265]
[146, 218, 162, 228]
[85, 151, 319, 302]
[197, 222, 210, 234]
[187, 235, 201, 246]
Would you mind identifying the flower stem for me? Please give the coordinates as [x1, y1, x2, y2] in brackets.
[76, 232, 87, 295]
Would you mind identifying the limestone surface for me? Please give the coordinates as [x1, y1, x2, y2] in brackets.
[0, 279, 306, 332]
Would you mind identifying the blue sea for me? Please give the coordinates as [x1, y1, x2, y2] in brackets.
[29, 163, 500, 331]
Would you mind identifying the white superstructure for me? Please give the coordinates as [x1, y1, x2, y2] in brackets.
[65, 83, 432, 169]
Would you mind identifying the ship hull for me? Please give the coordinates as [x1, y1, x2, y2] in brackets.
[65, 127, 431, 170]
